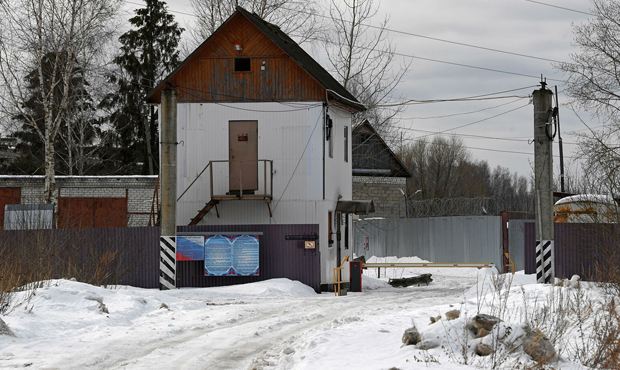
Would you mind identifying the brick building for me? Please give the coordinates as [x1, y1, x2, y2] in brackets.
[0, 176, 158, 229]
[352, 121, 411, 218]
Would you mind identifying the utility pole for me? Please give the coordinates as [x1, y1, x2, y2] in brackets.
[159, 88, 177, 290]
[533, 79, 555, 284]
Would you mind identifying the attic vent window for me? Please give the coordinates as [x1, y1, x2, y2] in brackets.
[234, 57, 251, 72]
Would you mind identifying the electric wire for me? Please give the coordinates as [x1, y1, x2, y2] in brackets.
[388, 126, 580, 145]
[396, 98, 524, 120]
[521, 0, 595, 16]
[414, 102, 533, 139]
[122, 0, 567, 82]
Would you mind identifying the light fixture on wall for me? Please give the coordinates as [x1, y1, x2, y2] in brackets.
[234, 44, 242, 51]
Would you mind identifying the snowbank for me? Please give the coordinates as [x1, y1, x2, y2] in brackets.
[172, 278, 317, 298]
[361, 275, 391, 290]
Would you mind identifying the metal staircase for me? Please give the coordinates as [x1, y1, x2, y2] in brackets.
[189, 199, 220, 225]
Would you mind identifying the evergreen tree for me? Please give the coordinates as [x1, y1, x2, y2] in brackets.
[102, 0, 183, 175]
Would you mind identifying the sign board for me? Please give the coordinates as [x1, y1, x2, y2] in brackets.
[304, 240, 316, 249]
[176, 234, 260, 276]
[204, 235, 260, 276]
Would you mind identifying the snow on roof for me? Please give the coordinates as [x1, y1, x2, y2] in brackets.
[555, 194, 617, 206]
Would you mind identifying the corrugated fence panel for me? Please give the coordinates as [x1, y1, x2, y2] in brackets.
[177, 224, 321, 292]
[0, 227, 160, 288]
[523, 223, 620, 279]
[354, 216, 502, 269]
[508, 220, 531, 271]
[524, 222, 536, 274]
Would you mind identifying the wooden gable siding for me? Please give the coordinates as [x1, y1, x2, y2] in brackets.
[167, 14, 325, 103]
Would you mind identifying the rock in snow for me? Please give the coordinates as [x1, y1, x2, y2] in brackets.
[466, 313, 500, 338]
[475, 342, 494, 356]
[402, 326, 421, 346]
[0, 317, 14, 336]
[522, 326, 557, 364]
[445, 309, 460, 320]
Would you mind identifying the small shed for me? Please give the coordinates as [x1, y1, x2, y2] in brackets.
[352, 121, 411, 218]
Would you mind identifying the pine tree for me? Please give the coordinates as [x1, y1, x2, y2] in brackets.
[102, 0, 183, 175]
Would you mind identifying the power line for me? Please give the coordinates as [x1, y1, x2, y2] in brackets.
[521, 0, 595, 16]
[390, 125, 579, 145]
[374, 86, 535, 108]
[397, 98, 524, 120]
[414, 102, 532, 139]
[123, 0, 567, 83]
[388, 132, 579, 159]
[126, 0, 576, 66]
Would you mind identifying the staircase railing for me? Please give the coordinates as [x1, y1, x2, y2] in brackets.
[177, 162, 212, 202]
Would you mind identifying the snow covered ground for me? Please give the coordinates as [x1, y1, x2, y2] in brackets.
[0, 257, 612, 369]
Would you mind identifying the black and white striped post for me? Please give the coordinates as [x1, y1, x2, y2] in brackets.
[160, 236, 176, 289]
[535, 240, 554, 283]
[159, 88, 178, 290]
[533, 81, 555, 284]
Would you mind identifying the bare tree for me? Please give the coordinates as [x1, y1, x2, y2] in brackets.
[559, 0, 620, 198]
[325, 0, 410, 129]
[398, 136, 533, 215]
[190, 0, 321, 45]
[0, 0, 119, 201]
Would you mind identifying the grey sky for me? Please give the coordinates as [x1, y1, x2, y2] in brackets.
[123, 0, 596, 178]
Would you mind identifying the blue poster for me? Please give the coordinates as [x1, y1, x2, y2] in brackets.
[232, 235, 260, 276]
[204, 235, 234, 276]
[204, 235, 260, 276]
[176, 236, 205, 261]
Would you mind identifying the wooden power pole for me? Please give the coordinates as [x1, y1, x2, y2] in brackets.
[533, 81, 555, 284]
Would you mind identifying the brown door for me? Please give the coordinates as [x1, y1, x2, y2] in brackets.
[0, 188, 21, 230]
[58, 197, 127, 228]
[229, 120, 258, 192]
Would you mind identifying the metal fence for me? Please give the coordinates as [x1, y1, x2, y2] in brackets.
[0, 227, 160, 288]
[508, 219, 531, 271]
[354, 216, 503, 269]
[524, 222, 620, 279]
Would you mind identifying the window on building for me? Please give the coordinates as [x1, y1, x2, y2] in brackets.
[344, 126, 348, 162]
[234, 57, 251, 72]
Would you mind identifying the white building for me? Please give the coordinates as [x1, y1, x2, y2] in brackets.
[149, 7, 370, 291]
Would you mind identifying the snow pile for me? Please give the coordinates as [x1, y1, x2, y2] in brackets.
[173, 278, 318, 298]
[362, 275, 391, 290]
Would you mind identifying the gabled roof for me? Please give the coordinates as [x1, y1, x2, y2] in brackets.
[148, 7, 364, 111]
[352, 121, 411, 178]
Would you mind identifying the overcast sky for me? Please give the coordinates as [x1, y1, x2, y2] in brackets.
[124, 0, 597, 178]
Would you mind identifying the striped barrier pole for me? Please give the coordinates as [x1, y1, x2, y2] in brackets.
[536, 239, 554, 283]
[160, 236, 176, 290]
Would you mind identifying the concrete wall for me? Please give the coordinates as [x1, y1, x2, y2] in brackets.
[352, 176, 407, 218]
[0, 176, 157, 227]
[353, 216, 503, 270]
